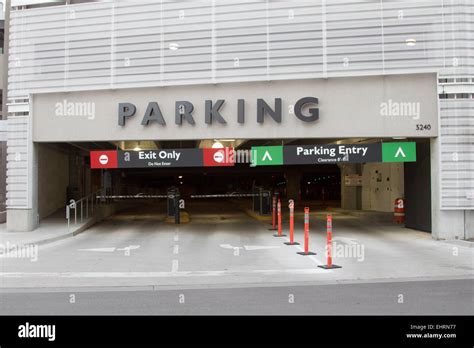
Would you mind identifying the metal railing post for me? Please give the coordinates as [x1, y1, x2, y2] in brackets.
[65, 191, 105, 230]
[66, 205, 70, 233]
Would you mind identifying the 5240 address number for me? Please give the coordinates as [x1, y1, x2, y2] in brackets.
[416, 124, 432, 131]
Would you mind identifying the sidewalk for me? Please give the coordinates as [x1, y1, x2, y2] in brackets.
[0, 210, 93, 250]
[0, 203, 119, 250]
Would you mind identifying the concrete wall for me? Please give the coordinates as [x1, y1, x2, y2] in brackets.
[465, 210, 474, 241]
[285, 171, 301, 201]
[340, 164, 360, 210]
[6, 139, 37, 232]
[361, 163, 404, 213]
[0, 54, 4, 87]
[37, 144, 68, 219]
[0, 140, 6, 223]
[31, 74, 439, 142]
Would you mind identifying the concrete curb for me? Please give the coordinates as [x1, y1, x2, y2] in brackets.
[440, 239, 474, 248]
[1, 274, 472, 293]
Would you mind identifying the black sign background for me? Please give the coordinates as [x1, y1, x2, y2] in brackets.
[284, 143, 382, 165]
[117, 149, 203, 168]
[109, 143, 384, 168]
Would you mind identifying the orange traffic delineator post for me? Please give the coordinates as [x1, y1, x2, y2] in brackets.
[297, 207, 316, 256]
[318, 214, 342, 269]
[393, 198, 405, 224]
[284, 199, 299, 245]
[273, 198, 286, 237]
[269, 194, 277, 231]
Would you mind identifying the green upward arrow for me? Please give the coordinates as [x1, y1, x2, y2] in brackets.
[382, 142, 416, 162]
[395, 147, 406, 158]
[251, 146, 283, 166]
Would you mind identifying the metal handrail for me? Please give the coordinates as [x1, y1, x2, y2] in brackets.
[95, 194, 167, 199]
[66, 189, 105, 232]
[190, 192, 260, 198]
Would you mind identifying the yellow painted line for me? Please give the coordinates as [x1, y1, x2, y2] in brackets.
[164, 211, 190, 224]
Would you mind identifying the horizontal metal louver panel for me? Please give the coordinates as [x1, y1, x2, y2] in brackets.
[5, 0, 474, 212]
[439, 99, 474, 209]
[7, 0, 474, 96]
[6, 116, 30, 209]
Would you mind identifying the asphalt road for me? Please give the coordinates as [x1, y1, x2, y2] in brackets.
[1, 278, 472, 315]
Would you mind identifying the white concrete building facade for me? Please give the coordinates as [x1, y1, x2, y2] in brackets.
[4, 0, 474, 240]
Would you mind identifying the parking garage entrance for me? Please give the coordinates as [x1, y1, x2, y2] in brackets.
[58, 137, 432, 233]
[24, 73, 438, 235]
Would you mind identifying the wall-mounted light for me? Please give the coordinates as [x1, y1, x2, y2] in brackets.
[405, 38, 417, 46]
[169, 42, 179, 51]
[212, 141, 224, 149]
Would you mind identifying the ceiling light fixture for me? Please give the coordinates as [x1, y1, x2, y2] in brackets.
[212, 141, 224, 149]
[405, 38, 417, 46]
[169, 42, 179, 51]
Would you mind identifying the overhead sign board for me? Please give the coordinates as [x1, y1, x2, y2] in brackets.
[90, 150, 118, 169]
[203, 148, 235, 167]
[91, 149, 203, 169]
[382, 142, 417, 162]
[90, 142, 416, 169]
[251, 146, 284, 166]
[118, 149, 203, 168]
[283, 143, 382, 165]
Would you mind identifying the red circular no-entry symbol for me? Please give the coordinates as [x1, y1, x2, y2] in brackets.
[99, 154, 109, 165]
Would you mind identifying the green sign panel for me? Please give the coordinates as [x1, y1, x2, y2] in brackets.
[382, 142, 416, 162]
[251, 146, 283, 166]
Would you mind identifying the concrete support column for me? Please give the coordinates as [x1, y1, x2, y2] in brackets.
[7, 209, 38, 231]
[465, 211, 474, 240]
[0, 1, 10, 223]
[0, 141, 6, 223]
[339, 164, 360, 210]
[431, 137, 466, 240]
[7, 143, 39, 232]
[285, 171, 301, 201]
